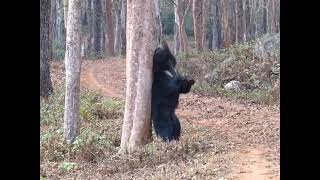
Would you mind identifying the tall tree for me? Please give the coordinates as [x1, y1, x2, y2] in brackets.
[105, 0, 115, 56]
[63, 0, 68, 29]
[120, 0, 127, 56]
[177, 0, 192, 53]
[201, 0, 209, 49]
[193, 0, 204, 51]
[119, 0, 160, 154]
[114, 0, 122, 55]
[211, 0, 223, 49]
[236, 0, 244, 43]
[64, 0, 82, 144]
[222, 0, 231, 47]
[174, 0, 181, 54]
[93, 0, 103, 54]
[51, 0, 66, 58]
[40, 0, 53, 98]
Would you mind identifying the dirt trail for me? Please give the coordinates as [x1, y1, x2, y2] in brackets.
[58, 59, 279, 179]
[81, 62, 121, 98]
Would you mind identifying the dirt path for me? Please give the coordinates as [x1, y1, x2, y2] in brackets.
[51, 59, 280, 179]
[236, 147, 278, 180]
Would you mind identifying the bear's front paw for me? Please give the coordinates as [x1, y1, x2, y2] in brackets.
[180, 79, 195, 93]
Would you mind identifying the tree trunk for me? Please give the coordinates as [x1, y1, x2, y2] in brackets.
[178, 0, 191, 52]
[63, 0, 68, 29]
[211, 0, 218, 49]
[202, 0, 209, 49]
[236, 0, 244, 43]
[51, 0, 66, 59]
[120, 0, 127, 56]
[114, 0, 122, 55]
[154, 0, 162, 42]
[222, 0, 231, 48]
[229, 0, 236, 44]
[119, 0, 160, 154]
[64, 0, 82, 144]
[174, 1, 181, 54]
[40, 0, 53, 98]
[262, 0, 268, 34]
[244, 0, 251, 40]
[94, 0, 103, 54]
[106, 0, 115, 56]
[193, 0, 204, 51]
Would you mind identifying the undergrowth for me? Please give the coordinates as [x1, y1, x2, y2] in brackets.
[40, 87, 230, 179]
[176, 35, 280, 105]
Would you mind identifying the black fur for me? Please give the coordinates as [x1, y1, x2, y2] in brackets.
[151, 42, 195, 141]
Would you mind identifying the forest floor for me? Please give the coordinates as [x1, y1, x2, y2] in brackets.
[44, 58, 279, 179]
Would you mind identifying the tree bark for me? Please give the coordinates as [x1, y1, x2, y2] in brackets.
[105, 0, 115, 56]
[63, 0, 68, 29]
[212, 0, 223, 49]
[236, 0, 244, 43]
[64, 0, 82, 144]
[202, 0, 209, 49]
[40, 0, 53, 98]
[119, 0, 160, 154]
[222, 0, 231, 48]
[94, 0, 103, 54]
[244, 0, 251, 41]
[174, 2, 181, 54]
[51, 0, 66, 58]
[120, 0, 127, 56]
[178, 0, 191, 52]
[262, 0, 268, 34]
[193, 0, 204, 51]
[114, 0, 122, 55]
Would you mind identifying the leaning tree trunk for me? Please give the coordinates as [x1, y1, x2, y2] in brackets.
[193, 0, 204, 51]
[119, 0, 160, 154]
[105, 0, 115, 56]
[40, 0, 53, 98]
[64, 0, 82, 144]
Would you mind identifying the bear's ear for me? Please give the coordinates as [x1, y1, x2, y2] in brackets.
[161, 40, 169, 51]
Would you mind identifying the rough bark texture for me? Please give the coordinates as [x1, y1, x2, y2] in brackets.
[64, 0, 82, 144]
[106, 0, 115, 56]
[193, 0, 204, 51]
[40, 0, 53, 98]
[119, 0, 159, 154]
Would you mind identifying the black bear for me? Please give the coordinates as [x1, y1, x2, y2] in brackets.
[151, 41, 195, 141]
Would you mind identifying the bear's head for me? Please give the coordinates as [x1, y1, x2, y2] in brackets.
[153, 41, 177, 75]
